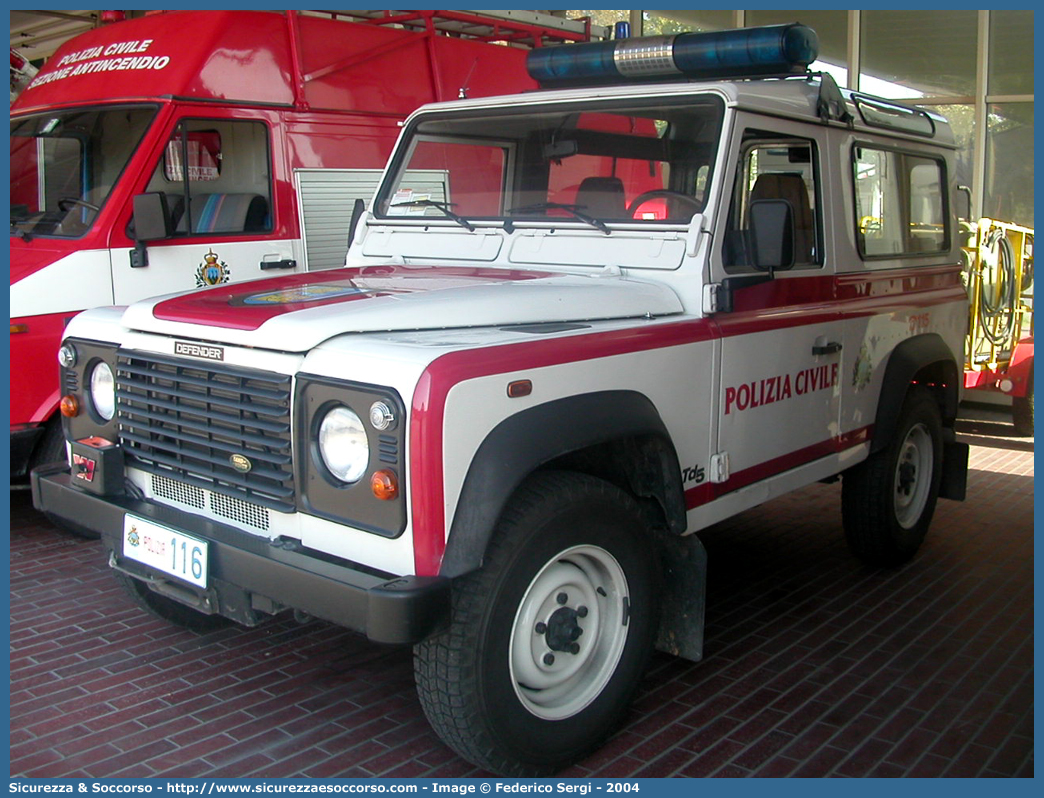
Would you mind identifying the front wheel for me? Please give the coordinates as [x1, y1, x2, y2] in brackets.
[842, 387, 943, 566]
[414, 472, 660, 776]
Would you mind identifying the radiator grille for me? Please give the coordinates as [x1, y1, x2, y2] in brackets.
[150, 474, 271, 531]
[151, 473, 205, 509]
[118, 351, 294, 513]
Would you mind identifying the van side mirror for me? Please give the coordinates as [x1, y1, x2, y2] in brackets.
[748, 198, 795, 273]
[133, 192, 173, 242]
[130, 192, 173, 268]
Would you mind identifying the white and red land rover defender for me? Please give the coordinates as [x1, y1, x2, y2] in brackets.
[33, 25, 969, 776]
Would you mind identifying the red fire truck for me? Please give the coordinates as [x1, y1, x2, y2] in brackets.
[10, 9, 592, 481]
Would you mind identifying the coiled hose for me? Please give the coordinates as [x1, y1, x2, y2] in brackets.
[978, 227, 1017, 347]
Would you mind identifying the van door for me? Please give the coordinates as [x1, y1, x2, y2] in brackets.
[711, 119, 844, 495]
[113, 116, 299, 304]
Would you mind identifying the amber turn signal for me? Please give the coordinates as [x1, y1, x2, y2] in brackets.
[59, 394, 80, 418]
[507, 379, 533, 398]
[370, 469, 399, 501]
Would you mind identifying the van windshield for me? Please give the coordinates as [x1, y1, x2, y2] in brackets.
[376, 96, 724, 228]
[10, 106, 156, 239]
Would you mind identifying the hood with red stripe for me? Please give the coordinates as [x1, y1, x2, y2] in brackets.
[121, 264, 683, 351]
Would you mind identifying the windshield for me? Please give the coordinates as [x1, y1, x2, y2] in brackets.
[10, 106, 156, 238]
[376, 96, 724, 228]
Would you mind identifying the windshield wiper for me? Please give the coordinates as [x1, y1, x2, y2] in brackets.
[507, 202, 611, 235]
[390, 199, 475, 231]
[10, 222, 32, 241]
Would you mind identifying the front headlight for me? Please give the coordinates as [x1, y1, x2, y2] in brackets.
[88, 361, 116, 421]
[318, 405, 369, 483]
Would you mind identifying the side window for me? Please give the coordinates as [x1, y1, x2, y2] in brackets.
[146, 119, 273, 236]
[853, 146, 947, 257]
[723, 136, 820, 271]
[164, 130, 221, 182]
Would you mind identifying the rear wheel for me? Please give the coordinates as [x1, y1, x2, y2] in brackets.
[843, 387, 943, 566]
[414, 472, 660, 776]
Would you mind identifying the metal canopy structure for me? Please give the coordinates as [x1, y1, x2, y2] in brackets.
[10, 9, 99, 60]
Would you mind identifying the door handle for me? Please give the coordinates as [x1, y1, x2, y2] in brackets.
[260, 258, 297, 270]
[812, 341, 843, 355]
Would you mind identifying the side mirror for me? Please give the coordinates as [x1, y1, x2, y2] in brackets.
[133, 192, 173, 242]
[130, 193, 173, 268]
[748, 198, 795, 274]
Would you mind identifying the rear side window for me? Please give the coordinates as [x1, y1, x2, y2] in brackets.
[853, 146, 947, 257]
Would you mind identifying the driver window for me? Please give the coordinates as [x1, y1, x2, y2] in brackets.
[723, 135, 821, 272]
[143, 119, 273, 236]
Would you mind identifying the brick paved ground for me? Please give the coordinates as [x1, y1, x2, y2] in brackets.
[9, 408, 1033, 778]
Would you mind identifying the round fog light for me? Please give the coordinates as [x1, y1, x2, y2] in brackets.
[58, 344, 77, 369]
[369, 401, 395, 431]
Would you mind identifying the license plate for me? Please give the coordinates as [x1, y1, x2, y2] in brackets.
[123, 515, 208, 589]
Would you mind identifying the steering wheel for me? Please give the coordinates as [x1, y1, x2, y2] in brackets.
[627, 190, 702, 217]
[57, 197, 100, 213]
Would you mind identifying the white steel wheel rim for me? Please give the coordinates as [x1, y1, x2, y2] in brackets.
[509, 544, 630, 720]
[894, 422, 933, 529]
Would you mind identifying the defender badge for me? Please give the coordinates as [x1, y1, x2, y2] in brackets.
[229, 454, 253, 473]
[196, 249, 231, 288]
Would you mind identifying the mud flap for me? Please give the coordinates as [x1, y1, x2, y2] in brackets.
[939, 440, 969, 501]
[654, 531, 707, 663]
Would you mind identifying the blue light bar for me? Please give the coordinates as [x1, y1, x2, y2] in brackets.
[527, 24, 819, 87]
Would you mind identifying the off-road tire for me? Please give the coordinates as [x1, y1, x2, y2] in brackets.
[842, 387, 943, 566]
[413, 471, 660, 776]
[114, 571, 230, 633]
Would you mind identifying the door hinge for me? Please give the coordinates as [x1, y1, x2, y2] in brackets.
[709, 452, 730, 484]
[702, 283, 722, 314]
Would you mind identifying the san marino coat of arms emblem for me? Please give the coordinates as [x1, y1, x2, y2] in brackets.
[196, 249, 231, 287]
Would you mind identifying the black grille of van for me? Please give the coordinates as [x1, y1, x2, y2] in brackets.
[116, 351, 295, 512]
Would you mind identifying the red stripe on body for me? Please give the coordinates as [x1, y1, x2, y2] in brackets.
[683, 426, 872, 509]
[406, 264, 963, 576]
[409, 318, 719, 575]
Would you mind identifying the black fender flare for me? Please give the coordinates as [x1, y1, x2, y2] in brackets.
[439, 390, 685, 578]
[871, 333, 960, 454]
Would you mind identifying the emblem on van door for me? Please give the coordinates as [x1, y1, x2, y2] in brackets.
[196, 249, 231, 287]
[229, 454, 252, 473]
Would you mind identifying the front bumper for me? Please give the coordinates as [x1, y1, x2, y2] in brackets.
[31, 465, 449, 644]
